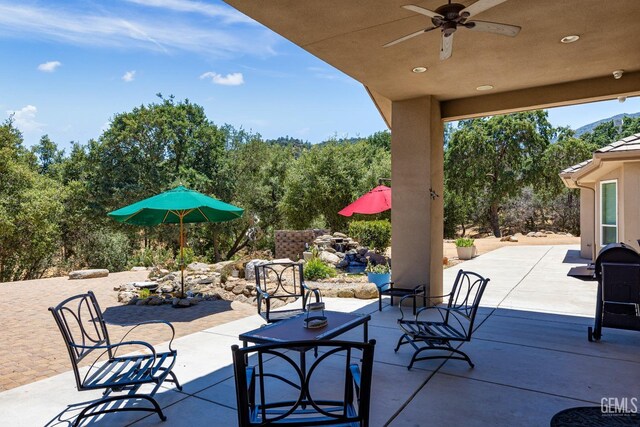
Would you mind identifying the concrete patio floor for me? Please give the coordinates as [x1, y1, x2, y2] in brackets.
[1, 244, 639, 426]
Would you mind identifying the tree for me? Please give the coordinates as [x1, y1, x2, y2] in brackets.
[445, 111, 552, 237]
[281, 140, 390, 231]
[0, 119, 63, 281]
[32, 134, 64, 176]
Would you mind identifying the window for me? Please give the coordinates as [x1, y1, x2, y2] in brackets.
[600, 180, 617, 245]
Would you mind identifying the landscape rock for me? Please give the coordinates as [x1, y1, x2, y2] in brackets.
[319, 251, 341, 265]
[69, 269, 109, 280]
[159, 282, 175, 293]
[333, 232, 348, 238]
[354, 284, 379, 299]
[147, 296, 164, 306]
[324, 247, 337, 254]
[115, 283, 135, 292]
[132, 281, 159, 290]
[118, 291, 137, 304]
[527, 232, 536, 237]
[211, 261, 234, 273]
[176, 298, 191, 308]
[130, 266, 147, 271]
[245, 259, 269, 281]
[187, 262, 210, 271]
[534, 232, 547, 238]
[364, 251, 387, 266]
[509, 235, 519, 242]
[500, 235, 511, 242]
[232, 284, 245, 295]
[337, 289, 355, 298]
[303, 251, 313, 261]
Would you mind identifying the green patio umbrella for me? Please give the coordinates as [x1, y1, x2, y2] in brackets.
[108, 186, 244, 297]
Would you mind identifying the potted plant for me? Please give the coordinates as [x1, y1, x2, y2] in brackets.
[365, 260, 391, 290]
[455, 238, 476, 260]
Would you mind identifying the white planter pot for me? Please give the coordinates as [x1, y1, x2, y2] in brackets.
[456, 246, 476, 260]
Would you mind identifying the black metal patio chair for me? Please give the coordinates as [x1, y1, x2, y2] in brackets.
[49, 291, 182, 426]
[255, 262, 321, 323]
[395, 270, 489, 370]
[232, 340, 376, 427]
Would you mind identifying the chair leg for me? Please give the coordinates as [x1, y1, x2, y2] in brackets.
[167, 370, 183, 391]
[73, 394, 166, 427]
[407, 345, 475, 370]
[378, 293, 383, 312]
[394, 334, 410, 353]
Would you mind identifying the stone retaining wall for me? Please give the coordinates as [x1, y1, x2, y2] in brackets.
[275, 229, 328, 260]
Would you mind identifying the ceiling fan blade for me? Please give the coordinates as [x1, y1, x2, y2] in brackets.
[403, 4, 443, 19]
[460, 0, 508, 18]
[383, 27, 437, 47]
[467, 20, 521, 37]
[440, 33, 453, 60]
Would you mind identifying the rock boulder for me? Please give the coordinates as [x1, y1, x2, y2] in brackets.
[69, 269, 109, 280]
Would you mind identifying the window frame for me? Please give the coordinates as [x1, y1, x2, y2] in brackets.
[599, 179, 618, 246]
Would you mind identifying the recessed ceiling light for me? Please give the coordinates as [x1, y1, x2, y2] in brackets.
[560, 35, 580, 43]
[412, 66, 427, 73]
[476, 85, 494, 91]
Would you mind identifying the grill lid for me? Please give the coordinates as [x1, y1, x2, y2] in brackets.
[594, 242, 640, 275]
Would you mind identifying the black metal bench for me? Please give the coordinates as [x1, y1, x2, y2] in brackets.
[255, 262, 321, 323]
[395, 270, 489, 370]
[49, 291, 181, 426]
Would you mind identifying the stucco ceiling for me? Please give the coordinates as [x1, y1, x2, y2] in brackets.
[225, 0, 640, 106]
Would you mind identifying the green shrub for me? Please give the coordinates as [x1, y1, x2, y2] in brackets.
[348, 220, 391, 253]
[129, 247, 175, 268]
[365, 260, 391, 274]
[304, 258, 337, 280]
[176, 247, 195, 267]
[455, 238, 475, 247]
[138, 288, 151, 299]
[79, 229, 130, 272]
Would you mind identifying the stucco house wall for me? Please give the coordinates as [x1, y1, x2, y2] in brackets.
[561, 133, 640, 261]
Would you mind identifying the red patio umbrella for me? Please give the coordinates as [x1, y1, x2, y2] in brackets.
[338, 185, 391, 217]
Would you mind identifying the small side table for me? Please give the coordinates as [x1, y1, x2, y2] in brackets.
[378, 283, 426, 314]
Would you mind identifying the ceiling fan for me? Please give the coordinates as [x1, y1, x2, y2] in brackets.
[384, 0, 521, 60]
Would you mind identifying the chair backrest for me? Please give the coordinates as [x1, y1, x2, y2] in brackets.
[49, 291, 111, 390]
[255, 262, 305, 299]
[445, 270, 490, 340]
[232, 340, 375, 427]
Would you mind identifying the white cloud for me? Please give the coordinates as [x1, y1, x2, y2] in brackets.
[0, 3, 278, 58]
[124, 0, 255, 24]
[122, 70, 136, 82]
[6, 105, 44, 133]
[37, 60, 61, 72]
[200, 71, 244, 86]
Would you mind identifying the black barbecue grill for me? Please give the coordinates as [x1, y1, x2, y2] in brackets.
[588, 242, 640, 341]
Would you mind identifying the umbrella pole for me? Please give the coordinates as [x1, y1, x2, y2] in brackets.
[180, 215, 185, 298]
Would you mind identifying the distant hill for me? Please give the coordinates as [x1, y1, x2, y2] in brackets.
[574, 112, 640, 136]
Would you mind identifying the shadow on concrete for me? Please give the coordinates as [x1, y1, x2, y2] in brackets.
[42, 297, 640, 427]
[103, 299, 235, 325]
[562, 249, 591, 265]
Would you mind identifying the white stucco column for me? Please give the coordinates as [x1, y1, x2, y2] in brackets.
[391, 96, 444, 298]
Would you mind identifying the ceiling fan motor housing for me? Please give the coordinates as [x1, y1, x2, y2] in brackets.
[434, 3, 466, 21]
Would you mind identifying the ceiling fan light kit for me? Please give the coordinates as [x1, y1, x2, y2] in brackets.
[560, 35, 580, 43]
[384, 0, 521, 61]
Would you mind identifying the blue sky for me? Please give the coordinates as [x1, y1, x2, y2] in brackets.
[1, 0, 639, 150]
